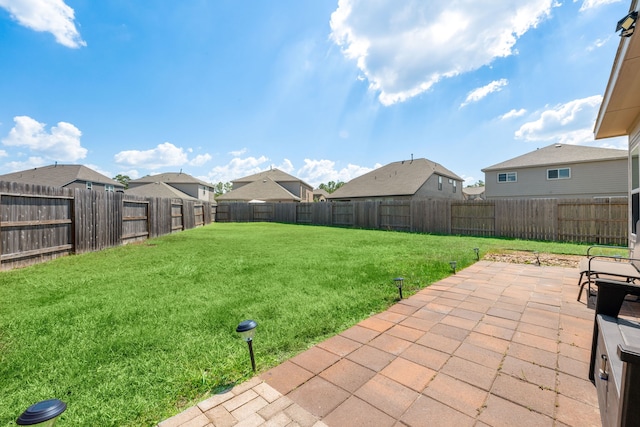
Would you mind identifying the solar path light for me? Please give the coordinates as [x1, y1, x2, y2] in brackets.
[393, 277, 404, 300]
[474, 248, 480, 261]
[450, 261, 457, 274]
[533, 251, 541, 266]
[236, 319, 258, 372]
[17, 399, 66, 426]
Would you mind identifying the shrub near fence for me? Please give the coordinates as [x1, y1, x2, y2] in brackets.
[0, 181, 214, 270]
[215, 197, 629, 246]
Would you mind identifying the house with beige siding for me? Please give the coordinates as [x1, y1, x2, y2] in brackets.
[482, 144, 627, 200]
[128, 172, 215, 202]
[327, 158, 463, 202]
[595, 0, 640, 242]
[0, 164, 124, 192]
[217, 168, 313, 203]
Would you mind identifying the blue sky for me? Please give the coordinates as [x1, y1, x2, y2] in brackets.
[0, 0, 631, 188]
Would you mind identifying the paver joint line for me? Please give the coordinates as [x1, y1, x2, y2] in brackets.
[158, 262, 611, 427]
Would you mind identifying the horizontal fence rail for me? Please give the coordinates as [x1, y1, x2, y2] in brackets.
[0, 181, 214, 270]
[216, 198, 629, 246]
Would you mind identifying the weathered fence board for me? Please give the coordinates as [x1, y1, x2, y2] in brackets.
[0, 181, 213, 270]
[451, 202, 495, 236]
[217, 198, 628, 245]
[0, 181, 74, 268]
[557, 198, 628, 246]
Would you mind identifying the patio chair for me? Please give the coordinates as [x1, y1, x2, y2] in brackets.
[577, 245, 640, 302]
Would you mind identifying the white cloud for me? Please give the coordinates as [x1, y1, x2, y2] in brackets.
[460, 79, 508, 108]
[515, 95, 603, 144]
[113, 142, 190, 170]
[229, 148, 247, 156]
[118, 169, 140, 180]
[278, 158, 295, 174]
[3, 156, 47, 172]
[0, 149, 7, 158]
[202, 155, 380, 188]
[587, 37, 610, 51]
[578, 0, 622, 12]
[85, 163, 113, 179]
[297, 158, 379, 188]
[499, 108, 527, 120]
[330, 1, 553, 105]
[2, 115, 87, 161]
[206, 155, 270, 183]
[189, 153, 212, 167]
[0, 0, 86, 48]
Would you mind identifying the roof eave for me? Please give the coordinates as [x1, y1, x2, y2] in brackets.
[595, 0, 640, 139]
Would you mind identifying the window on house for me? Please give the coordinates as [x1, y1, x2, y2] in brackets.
[86, 182, 93, 190]
[547, 168, 571, 180]
[453, 181, 457, 193]
[105, 184, 114, 192]
[497, 172, 517, 183]
[438, 176, 443, 191]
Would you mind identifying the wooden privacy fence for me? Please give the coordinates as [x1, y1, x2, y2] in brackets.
[216, 198, 629, 245]
[0, 181, 214, 270]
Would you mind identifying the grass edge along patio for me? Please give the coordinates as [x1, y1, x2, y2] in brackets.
[0, 222, 593, 426]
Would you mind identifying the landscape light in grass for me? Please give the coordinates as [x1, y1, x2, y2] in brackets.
[450, 261, 457, 274]
[17, 399, 66, 426]
[236, 320, 258, 372]
[533, 251, 541, 266]
[474, 248, 480, 261]
[393, 277, 404, 300]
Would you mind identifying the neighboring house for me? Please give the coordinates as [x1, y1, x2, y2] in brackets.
[125, 182, 198, 200]
[462, 186, 486, 201]
[313, 189, 329, 202]
[0, 164, 124, 192]
[128, 172, 215, 202]
[327, 158, 464, 202]
[482, 144, 627, 200]
[594, 3, 640, 241]
[217, 168, 313, 203]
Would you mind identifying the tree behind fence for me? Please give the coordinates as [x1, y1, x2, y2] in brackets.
[0, 181, 213, 270]
[216, 198, 628, 246]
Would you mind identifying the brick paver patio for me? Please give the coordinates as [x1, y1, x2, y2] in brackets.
[158, 260, 640, 427]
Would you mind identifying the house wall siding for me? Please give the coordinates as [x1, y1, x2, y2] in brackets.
[485, 159, 627, 199]
[413, 175, 463, 200]
[630, 119, 640, 250]
[65, 181, 122, 192]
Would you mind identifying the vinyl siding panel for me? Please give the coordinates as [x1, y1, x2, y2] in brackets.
[630, 120, 640, 249]
[414, 175, 463, 200]
[485, 159, 627, 199]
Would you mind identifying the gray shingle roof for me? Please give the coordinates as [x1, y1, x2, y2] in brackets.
[232, 168, 312, 188]
[130, 172, 212, 187]
[217, 176, 300, 201]
[125, 182, 197, 200]
[327, 158, 462, 199]
[0, 164, 123, 188]
[482, 143, 627, 171]
[462, 186, 485, 196]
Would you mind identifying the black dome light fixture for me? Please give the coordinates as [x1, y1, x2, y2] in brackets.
[17, 399, 66, 426]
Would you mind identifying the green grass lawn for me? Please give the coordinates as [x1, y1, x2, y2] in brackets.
[0, 222, 591, 426]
